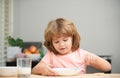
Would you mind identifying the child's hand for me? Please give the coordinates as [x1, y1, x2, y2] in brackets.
[40, 66, 57, 76]
[32, 61, 58, 76]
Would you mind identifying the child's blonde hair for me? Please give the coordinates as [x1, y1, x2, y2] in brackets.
[44, 18, 80, 54]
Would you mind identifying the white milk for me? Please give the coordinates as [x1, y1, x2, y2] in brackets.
[18, 67, 31, 74]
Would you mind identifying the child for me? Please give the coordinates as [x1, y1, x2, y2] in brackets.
[32, 18, 111, 76]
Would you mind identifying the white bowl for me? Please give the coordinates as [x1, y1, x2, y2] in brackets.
[52, 68, 80, 76]
[0, 66, 17, 77]
[26, 54, 40, 61]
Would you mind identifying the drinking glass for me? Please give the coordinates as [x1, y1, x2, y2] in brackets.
[17, 58, 31, 78]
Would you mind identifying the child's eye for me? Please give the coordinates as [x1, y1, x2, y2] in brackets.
[54, 41, 59, 43]
[63, 39, 68, 41]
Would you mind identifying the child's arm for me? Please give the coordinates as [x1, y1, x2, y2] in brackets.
[32, 61, 56, 76]
[85, 52, 111, 72]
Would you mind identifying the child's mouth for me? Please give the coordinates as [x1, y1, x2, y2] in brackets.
[59, 48, 66, 50]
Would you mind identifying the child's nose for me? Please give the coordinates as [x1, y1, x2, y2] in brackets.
[59, 41, 64, 46]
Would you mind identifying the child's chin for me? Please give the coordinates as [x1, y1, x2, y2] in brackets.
[59, 52, 69, 55]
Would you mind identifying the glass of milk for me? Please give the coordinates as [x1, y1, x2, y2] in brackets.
[17, 58, 31, 78]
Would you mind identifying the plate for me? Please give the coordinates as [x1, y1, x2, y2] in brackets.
[0, 66, 17, 77]
[52, 68, 80, 76]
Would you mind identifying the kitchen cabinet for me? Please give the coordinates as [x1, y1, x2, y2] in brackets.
[6, 61, 39, 68]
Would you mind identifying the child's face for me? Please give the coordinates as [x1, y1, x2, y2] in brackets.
[52, 35, 72, 55]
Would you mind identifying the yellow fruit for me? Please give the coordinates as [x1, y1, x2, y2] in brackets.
[29, 45, 37, 53]
[24, 49, 32, 55]
[34, 50, 39, 54]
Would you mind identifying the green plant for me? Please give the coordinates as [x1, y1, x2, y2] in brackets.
[8, 36, 24, 48]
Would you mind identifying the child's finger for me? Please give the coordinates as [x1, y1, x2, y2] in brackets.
[48, 68, 58, 76]
[49, 64, 54, 68]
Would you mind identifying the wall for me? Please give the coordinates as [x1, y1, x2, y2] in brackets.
[13, 0, 120, 73]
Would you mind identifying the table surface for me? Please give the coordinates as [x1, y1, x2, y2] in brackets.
[0, 74, 120, 78]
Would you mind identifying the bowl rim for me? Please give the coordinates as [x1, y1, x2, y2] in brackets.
[52, 68, 80, 76]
